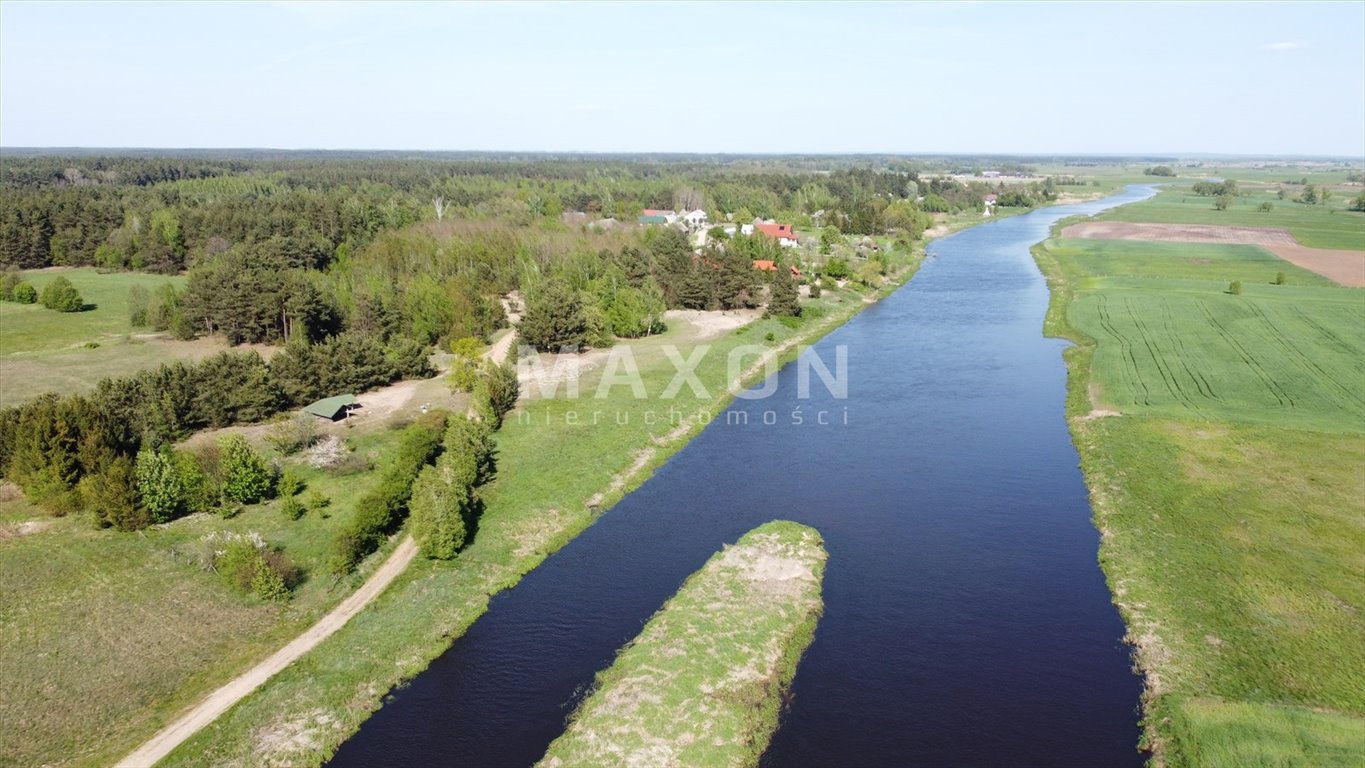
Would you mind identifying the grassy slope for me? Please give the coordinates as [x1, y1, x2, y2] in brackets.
[537, 520, 825, 768]
[0, 424, 423, 768]
[156, 259, 930, 767]
[0, 268, 247, 407]
[1033, 227, 1365, 766]
[1095, 186, 1365, 251]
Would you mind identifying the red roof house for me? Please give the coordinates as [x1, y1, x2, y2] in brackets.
[752, 260, 802, 276]
[754, 223, 800, 245]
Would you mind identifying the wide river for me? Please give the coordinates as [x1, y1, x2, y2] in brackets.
[331, 185, 1157, 766]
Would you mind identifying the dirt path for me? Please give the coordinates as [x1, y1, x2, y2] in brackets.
[114, 536, 419, 768]
[1061, 221, 1365, 287]
[120, 327, 519, 765]
[485, 328, 516, 365]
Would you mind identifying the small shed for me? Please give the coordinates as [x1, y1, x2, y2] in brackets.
[303, 394, 357, 421]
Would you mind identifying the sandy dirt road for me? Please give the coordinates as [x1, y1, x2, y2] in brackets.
[1061, 221, 1365, 287]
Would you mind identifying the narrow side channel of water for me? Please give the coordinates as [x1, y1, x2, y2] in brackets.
[329, 186, 1157, 767]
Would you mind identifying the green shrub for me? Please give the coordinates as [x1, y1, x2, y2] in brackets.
[0, 271, 20, 301]
[39, 276, 85, 312]
[12, 282, 37, 304]
[79, 455, 145, 531]
[177, 448, 219, 515]
[218, 434, 274, 504]
[1274, 271, 1286, 286]
[1228, 280, 1243, 295]
[205, 531, 298, 601]
[266, 414, 320, 455]
[127, 285, 150, 326]
[280, 495, 304, 521]
[411, 416, 495, 559]
[303, 488, 330, 512]
[277, 468, 304, 498]
[135, 448, 184, 523]
[823, 258, 851, 279]
[474, 361, 519, 430]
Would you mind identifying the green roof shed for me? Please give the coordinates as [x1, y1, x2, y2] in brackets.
[303, 394, 357, 420]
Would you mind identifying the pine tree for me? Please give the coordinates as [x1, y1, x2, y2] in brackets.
[766, 264, 801, 318]
[678, 268, 714, 309]
[519, 279, 587, 352]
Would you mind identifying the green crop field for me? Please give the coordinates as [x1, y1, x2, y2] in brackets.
[1041, 239, 1365, 432]
[1096, 186, 1365, 251]
[1035, 221, 1365, 767]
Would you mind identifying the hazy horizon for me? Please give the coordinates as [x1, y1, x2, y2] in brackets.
[3, 1, 1364, 157]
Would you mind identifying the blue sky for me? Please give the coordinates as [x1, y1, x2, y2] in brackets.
[2, 1, 1362, 155]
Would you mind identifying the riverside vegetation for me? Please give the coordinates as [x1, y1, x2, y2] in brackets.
[537, 520, 826, 768]
[1033, 181, 1365, 767]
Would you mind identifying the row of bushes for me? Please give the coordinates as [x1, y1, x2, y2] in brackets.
[411, 416, 497, 560]
[331, 356, 520, 572]
[0, 272, 85, 311]
[328, 411, 449, 574]
[84, 434, 277, 531]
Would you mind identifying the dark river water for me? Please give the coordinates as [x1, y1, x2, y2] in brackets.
[329, 185, 1157, 767]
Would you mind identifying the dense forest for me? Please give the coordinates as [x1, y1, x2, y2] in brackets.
[0, 152, 1064, 530]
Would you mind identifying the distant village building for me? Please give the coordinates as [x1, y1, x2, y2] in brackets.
[638, 208, 679, 225]
[754, 222, 801, 248]
[753, 260, 802, 276]
[680, 209, 709, 231]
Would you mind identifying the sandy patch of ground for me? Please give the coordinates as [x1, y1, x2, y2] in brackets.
[517, 348, 610, 399]
[0, 519, 51, 542]
[664, 308, 761, 341]
[1061, 221, 1365, 287]
[502, 291, 524, 325]
[714, 530, 821, 599]
[251, 708, 341, 765]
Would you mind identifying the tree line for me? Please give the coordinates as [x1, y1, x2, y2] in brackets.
[0, 337, 430, 523]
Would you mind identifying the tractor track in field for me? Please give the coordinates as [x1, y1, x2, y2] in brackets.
[1196, 300, 1294, 409]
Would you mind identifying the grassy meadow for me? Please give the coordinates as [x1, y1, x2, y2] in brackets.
[1034, 223, 1365, 766]
[0, 416, 447, 768]
[0, 268, 247, 407]
[538, 520, 825, 768]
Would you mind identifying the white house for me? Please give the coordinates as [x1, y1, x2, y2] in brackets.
[681, 209, 709, 231]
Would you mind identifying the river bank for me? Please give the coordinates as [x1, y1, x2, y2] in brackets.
[155, 223, 959, 766]
[537, 520, 825, 768]
[1032, 195, 1365, 765]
